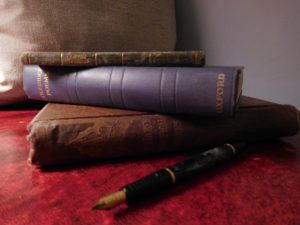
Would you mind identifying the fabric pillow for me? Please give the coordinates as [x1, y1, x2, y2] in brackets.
[0, 0, 176, 105]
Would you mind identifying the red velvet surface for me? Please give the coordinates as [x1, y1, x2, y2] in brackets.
[0, 105, 299, 225]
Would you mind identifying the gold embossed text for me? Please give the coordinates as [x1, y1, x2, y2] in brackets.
[216, 73, 225, 113]
[43, 73, 52, 96]
[36, 68, 46, 100]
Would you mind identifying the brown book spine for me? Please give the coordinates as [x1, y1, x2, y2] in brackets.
[27, 104, 299, 166]
[21, 51, 205, 66]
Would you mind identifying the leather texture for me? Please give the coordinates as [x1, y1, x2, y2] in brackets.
[26, 96, 299, 166]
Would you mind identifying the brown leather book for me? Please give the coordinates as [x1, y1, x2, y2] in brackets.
[27, 96, 299, 166]
[21, 51, 205, 66]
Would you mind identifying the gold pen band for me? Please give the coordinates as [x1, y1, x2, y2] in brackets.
[224, 143, 236, 154]
[165, 168, 176, 184]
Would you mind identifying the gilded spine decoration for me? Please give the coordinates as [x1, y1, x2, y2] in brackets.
[216, 73, 226, 113]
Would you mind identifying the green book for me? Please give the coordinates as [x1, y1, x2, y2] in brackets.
[21, 51, 205, 67]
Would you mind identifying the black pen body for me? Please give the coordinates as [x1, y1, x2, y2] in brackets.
[124, 144, 238, 204]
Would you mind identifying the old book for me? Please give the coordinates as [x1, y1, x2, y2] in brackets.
[23, 66, 243, 116]
[27, 96, 299, 166]
[21, 51, 205, 66]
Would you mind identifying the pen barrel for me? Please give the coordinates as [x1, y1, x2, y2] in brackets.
[124, 144, 238, 204]
[170, 144, 235, 182]
[124, 169, 174, 204]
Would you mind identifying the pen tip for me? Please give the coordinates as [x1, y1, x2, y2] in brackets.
[92, 190, 127, 210]
[92, 203, 106, 210]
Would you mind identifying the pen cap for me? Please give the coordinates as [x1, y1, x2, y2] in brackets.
[169, 143, 243, 183]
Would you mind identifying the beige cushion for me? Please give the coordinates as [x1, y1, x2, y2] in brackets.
[0, 0, 176, 105]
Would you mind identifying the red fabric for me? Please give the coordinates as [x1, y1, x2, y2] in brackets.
[0, 105, 299, 225]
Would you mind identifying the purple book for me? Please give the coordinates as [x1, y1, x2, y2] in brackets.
[23, 66, 243, 116]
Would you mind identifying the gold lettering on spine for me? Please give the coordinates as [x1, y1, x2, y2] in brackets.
[36, 68, 46, 100]
[157, 118, 168, 139]
[143, 120, 152, 143]
[60, 53, 64, 66]
[95, 52, 98, 65]
[149, 52, 152, 65]
[43, 73, 52, 96]
[216, 73, 225, 113]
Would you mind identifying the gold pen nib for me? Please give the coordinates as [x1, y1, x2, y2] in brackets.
[92, 202, 106, 210]
[92, 189, 126, 210]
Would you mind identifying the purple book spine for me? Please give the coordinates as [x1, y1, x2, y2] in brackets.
[23, 66, 243, 116]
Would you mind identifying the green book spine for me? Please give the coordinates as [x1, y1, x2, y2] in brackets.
[21, 51, 205, 66]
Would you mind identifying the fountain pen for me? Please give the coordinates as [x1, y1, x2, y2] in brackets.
[92, 143, 245, 210]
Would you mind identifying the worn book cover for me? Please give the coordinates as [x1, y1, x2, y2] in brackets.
[27, 96, 299, 166]
[21, 51, 205, 66]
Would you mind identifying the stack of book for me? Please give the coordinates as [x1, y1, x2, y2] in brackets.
[21, 51, 299, 166]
